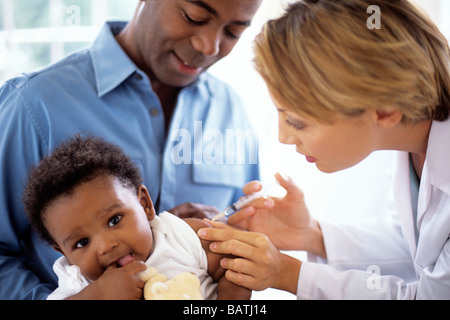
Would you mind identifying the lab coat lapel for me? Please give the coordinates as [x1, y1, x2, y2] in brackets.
[415, 119, 450, 257]
[415, 119, 450, 271]
[418, 119, 450, 227]
[392, 151, 417, 258]
[393, 119, 450, 261]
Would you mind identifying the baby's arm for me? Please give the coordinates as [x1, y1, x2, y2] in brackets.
[184, 218, 252, 300]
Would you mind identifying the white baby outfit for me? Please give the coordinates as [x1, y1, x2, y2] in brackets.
[47, 212, 217, 300]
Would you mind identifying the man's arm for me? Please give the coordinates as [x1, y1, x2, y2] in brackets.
[0, 80, 59, 299]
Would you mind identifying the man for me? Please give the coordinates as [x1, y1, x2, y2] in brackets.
[0, 0, 262, 299]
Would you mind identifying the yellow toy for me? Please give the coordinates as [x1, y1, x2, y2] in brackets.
[138, 266, 204, 300]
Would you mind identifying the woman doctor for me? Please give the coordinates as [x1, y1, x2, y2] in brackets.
[198, 0, 450, 299]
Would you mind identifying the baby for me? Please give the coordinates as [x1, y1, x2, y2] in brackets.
[23, 135, 250, 300]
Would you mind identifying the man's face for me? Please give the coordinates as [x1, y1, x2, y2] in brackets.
[132, 0, 262, 87]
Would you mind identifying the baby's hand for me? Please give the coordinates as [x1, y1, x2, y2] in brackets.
[84, 261, 146, 300]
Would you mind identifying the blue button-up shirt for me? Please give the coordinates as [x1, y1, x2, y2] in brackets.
[0, 22, 259, 299]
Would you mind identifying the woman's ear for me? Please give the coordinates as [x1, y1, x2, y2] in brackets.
[374, 108, 403, 128]
[138, 185, 156, 221]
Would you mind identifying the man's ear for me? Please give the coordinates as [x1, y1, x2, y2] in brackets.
[138, 185, 156, 221]
[374, 108, 403, 128]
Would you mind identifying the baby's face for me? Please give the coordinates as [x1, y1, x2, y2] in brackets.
[44, 175, 155, 281]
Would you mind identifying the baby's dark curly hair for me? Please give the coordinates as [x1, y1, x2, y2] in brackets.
[23, 135, 143, 246]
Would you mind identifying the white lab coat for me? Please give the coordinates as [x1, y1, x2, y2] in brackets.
[297, 118, 450, 299]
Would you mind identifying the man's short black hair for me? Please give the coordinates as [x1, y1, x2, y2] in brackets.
[23, 135, 143, 246]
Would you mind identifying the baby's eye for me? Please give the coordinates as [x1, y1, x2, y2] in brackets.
[108, 214, 122, 227]
[75, 238, 90, 249]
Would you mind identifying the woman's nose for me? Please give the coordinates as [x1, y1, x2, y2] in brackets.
[278, 126, 298, 146]
[191, 29, 221, 57]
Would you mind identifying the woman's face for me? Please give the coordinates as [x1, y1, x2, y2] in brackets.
[273, 95, 379, 173]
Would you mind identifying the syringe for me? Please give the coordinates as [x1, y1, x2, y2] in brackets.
[211, 185, 275, 221]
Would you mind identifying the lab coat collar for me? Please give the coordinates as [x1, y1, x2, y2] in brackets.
[423, 117, 450, 196]
[392, 151, 416, 257]
[392, 117, 450, 259]
[416, 117, 450, 238]
[90, 22, 137, 98]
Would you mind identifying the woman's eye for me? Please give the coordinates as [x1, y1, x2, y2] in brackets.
[286, 119, 304, 131]
[108, 214, 122, 227]
[75, 238, 90, 249]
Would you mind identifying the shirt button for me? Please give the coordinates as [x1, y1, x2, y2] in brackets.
[135, 73, 143, 81]
[150, 108, 159, 117]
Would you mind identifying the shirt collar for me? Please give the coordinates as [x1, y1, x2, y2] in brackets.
[90, 21, 137, 97]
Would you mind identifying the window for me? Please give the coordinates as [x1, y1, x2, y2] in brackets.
[0, 0, 135, 83]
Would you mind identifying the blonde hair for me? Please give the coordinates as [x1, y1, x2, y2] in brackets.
[254, 0, 450, 123]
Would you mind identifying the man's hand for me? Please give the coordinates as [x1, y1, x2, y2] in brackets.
[169, 202, 220, 219]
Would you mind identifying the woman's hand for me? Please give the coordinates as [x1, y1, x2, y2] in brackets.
[228, 173, 324, 255]
[198, 223, 301, 294]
